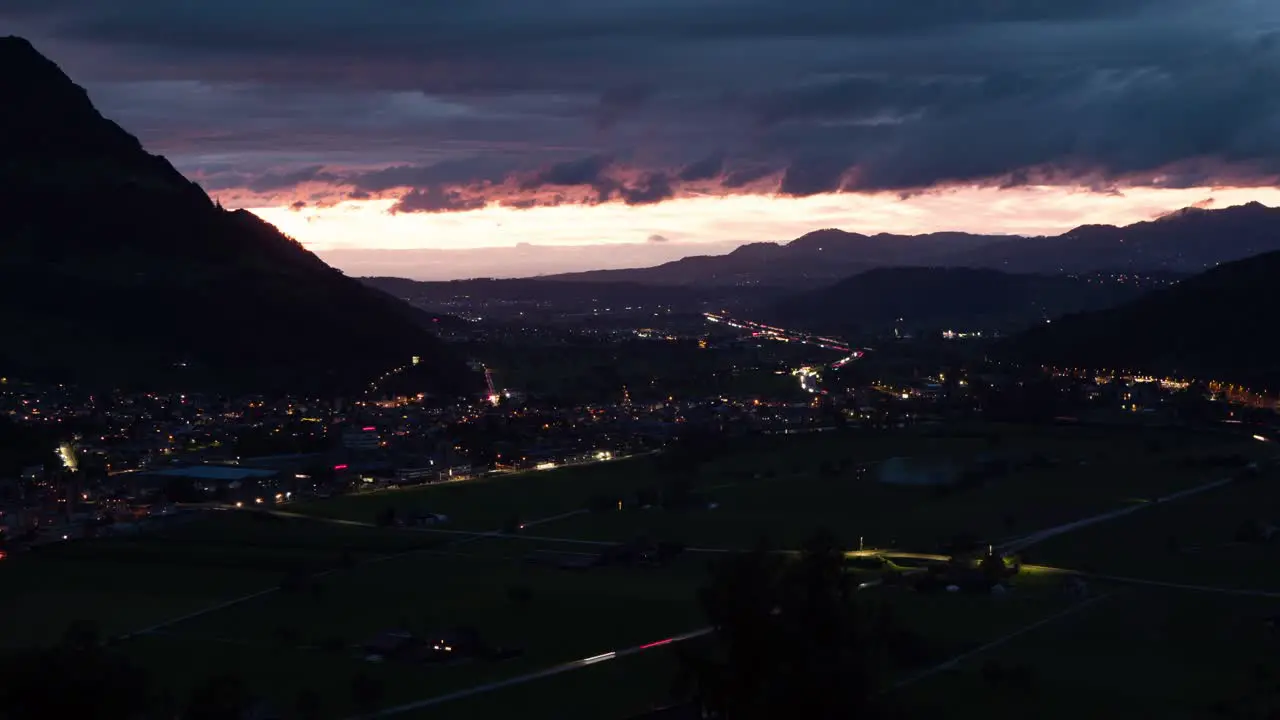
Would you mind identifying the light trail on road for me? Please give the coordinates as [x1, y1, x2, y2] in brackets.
[349, 627, 715, 719]
[705, 312, 865, 369]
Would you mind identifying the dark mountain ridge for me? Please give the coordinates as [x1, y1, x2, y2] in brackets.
[0, 36, 472, 394]
[1001, 248, 1280, 390]
[545, 229, 1004, 286]
[767, 267, 1160, 336]
[535, 204, 1280, 287]
[948, 202, 1280, 273]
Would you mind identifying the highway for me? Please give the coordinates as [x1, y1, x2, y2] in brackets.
[706, 311, 867, 396]
[704, 312, 865, 369]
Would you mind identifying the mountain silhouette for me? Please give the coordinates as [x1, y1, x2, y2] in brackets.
[544, 230, 1001, 286]
[0, 37, 472, 394]
[1002, 246, 1280, 390]
[537, 204, 1280, 287]
[768, 267, 1161, 335]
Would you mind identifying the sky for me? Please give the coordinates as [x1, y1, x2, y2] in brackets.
[6, 0, 1280, 279]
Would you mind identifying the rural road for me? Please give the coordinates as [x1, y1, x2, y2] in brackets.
[996, 475, 1238, 554]
[349, 627, 715, 719]
[115, 507, 589, 641]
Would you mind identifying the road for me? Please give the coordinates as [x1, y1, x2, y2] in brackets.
[349, 626, 714, 719]
[704, 312, 865, 369]
[115, 506, 590, 641]
[885, 593, 1114, 693]
[996, 475, 1237, 554]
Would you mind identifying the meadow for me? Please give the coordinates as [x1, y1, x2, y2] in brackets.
[3, 420, 1273, 718]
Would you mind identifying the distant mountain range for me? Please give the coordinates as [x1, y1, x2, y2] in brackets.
[542, 230, 1003, 286]
[0, 37, 472, 394]
[766, 268, 1168, 336]
[533, 204, 1280, 287]
[1001, 248, 1280, 390]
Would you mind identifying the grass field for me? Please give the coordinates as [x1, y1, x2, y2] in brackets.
[1030, 471, 1280, 589]
[3, 421, 1274, 718]
[541, 423, 1268, 551]
[289, 454, 664, 529]
[900, 589, 1280, 719]
[890, 433, 1280, 719]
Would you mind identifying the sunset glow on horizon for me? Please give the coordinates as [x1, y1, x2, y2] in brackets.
[253, 185, 1280, 279]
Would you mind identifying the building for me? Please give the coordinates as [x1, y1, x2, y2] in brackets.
[875, 456, 960, 487]
[342, 425, 381, 450]
[394, 465, 436, 484]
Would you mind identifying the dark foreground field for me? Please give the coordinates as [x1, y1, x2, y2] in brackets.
[2, 421, 1275, 718]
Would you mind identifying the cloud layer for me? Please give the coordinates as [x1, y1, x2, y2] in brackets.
[6, 0, 1280, 213]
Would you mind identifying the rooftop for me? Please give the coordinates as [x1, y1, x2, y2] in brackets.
[145, 465, 278, 482]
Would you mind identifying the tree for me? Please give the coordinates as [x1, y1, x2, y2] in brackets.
[351, 672, 384, 716]
[1002, 513, 1018, 533]
[680, 531, 886, 719]
[507, 584, 534, 609]
[185, 673, 253, 720]
[980, 548, 1009, 586]
[295, 689, 323, 720]
[0, 623, 156, 720]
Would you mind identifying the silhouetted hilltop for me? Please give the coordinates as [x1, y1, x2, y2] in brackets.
[536, 204, 1280, 287]
[768, 267, 1157, 335]
[1002, 248, 1280, 389]
[0, 36, 474, 395]
[948, 202, 1280, 273]
[545, 230, 1001, 286]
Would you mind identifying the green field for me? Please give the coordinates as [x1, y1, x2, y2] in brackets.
[900, 589, 1280, 719]
[889, 434, 1280, 719]
[531, 423, 1268, 551]
[4, 421, 1275, 718]
[1031, 472, 1280, 589]
[289, 454, 664, 529]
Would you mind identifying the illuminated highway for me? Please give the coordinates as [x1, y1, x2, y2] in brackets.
[704, 312, 866, 369]
[707, 312, 866, 395]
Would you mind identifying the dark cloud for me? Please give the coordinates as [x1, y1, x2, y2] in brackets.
[678, 152, 725, 182]
[647, 234, 670, 243]
[289, 200, 307, 211]
[722, 165, 775, 188]
[619, 173, 674, 205]
[247, 165, 337, 193]
[389, 187, 487, 213]
[596, 83, 653, 129]
[522, 155, 614, 188]
[6, 0, 1279, 207]
[348, 157, 523, 194]
[779, 154, 855, 197]
[499, 197, 543, 210]
[518, 154, 620, 203]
